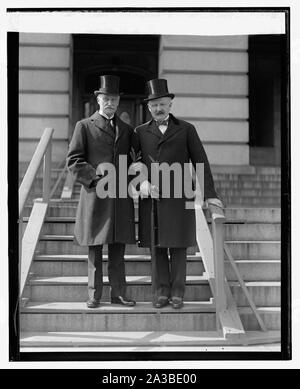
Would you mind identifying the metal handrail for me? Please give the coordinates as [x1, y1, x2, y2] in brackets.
[19, 127, 54, 217]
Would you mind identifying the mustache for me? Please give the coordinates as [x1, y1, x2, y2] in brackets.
[155, 111, 165, 115]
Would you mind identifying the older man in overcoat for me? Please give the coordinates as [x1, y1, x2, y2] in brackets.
[132, 78, 223, 309]
[67, 75, 136, 308]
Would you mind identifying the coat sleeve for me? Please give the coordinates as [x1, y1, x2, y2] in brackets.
[66, 121, 99, 188]
[187, 124, 218, 200]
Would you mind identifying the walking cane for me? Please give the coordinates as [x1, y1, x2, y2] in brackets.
[150, 190, 159, 299]
[148, 155, 160, 299]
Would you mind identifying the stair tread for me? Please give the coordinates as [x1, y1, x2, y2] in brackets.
[22, 301, 215, 313]
[34, 254, 280, 263]
[21, 302, 281, 313]
[40, 234, 281, 243]
[29, 275, 209, 284]
[29, 275, 280, 287]
[34, 254, 202, 261]
[25, 216, 281, 225]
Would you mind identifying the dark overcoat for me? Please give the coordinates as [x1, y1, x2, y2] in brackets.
[67, 111, 136, 246]
[132, 113, 218, 248]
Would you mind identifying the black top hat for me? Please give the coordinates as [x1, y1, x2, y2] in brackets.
[144, 78, 175, 101]
[94, 75, 123, 96]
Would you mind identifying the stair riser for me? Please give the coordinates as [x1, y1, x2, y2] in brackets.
[65, 193, 282, 204]
[213, 175, 281, 182]
[240, 312, 281, 331]
[25, 206, 139, 218]
[24, 206, 78, 218]
[215, 182, 281, 189]
[72, 194, 282, 206]
[224, 209, 281, 223]
[32, 260, 281, 281]
[37, 241, 197, 255]
[222, 198, 281, 206]
[227, 242, 280, 260]
[216, 189, 281, 197]
[225, 225, 280, 241]
[38, 223, 281, 241]
[20, 311, 280, 332]
[37, 240, 280, 259]
[24, 205, 281, 223]
[32, 260, 203, 277]
[28, 284, 280, 306]
[20, 312, 217, 332]
[74, 184, 282, 196]
[28, 284, 212, 302]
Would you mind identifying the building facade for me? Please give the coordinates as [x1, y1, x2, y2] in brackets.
[19, 33, 283, 167]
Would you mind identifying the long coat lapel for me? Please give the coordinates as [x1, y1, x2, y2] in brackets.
[90, 111, 115, 139]
[115, 116, 125, 144]
[158, 114, 182, 146]
[146, 119, 163, 139]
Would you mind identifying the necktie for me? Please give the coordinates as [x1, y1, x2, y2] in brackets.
[156, 119, 168, 126]
[106, 118, 115, 136]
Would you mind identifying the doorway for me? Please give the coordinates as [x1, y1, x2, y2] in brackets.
[71, 34, 159, 133]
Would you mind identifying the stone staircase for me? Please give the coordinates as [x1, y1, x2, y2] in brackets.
[20, 166, 281, 349]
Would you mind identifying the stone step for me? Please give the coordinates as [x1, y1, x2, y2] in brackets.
[226, 241, 280, 260]
[32, 255, 281, 281]
[213, 174, 281, 182]
[36, 236, 198, 255]
[24, 203, 281, 223]
[20, 302, 280, 332]
[19, 329, 281, 348]
[37, 235, 280, 259]
[216, 189, 281, 197]
[71, 185, 282, 198]
[28, 275, 212, 302]
[73, 180, 282, 192]
[214, 181, 281, 189]
[224, 208, 280, 223]
[33, 254, 203, 277]
[211, 165, 281, 175]
[20, 301, 216, 332]
[27, 275, 281, 306]
[221, 197, 280, 206]
[71, 193, 282, 204]
[31, 220, 281, 241]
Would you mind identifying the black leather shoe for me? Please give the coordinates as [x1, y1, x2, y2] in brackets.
[153, 296, 169, 308]
[111, 296, 136, 306]
[86, 298, 101, 308]
[170, 297, 183, 309]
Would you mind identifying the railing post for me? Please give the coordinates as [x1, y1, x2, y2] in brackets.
[210, 204, 226, 332]
[43, 140, 52, 203]
[19, 213, 23, 290]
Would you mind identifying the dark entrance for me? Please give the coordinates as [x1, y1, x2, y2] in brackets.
[249, 35, 285, 166]
[71, 34, 159, 134]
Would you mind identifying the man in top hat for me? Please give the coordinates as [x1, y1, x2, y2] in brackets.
[67, 75, 136, 308]
[132, 78, 223, 309]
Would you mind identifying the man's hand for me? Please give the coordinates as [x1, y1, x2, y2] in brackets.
[205, 198, 224, 209]
[140, 180, 160, 199]
[140, 180, 150, 196]
[89, 175, 102, 188]
[130, 161, 143, 174]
